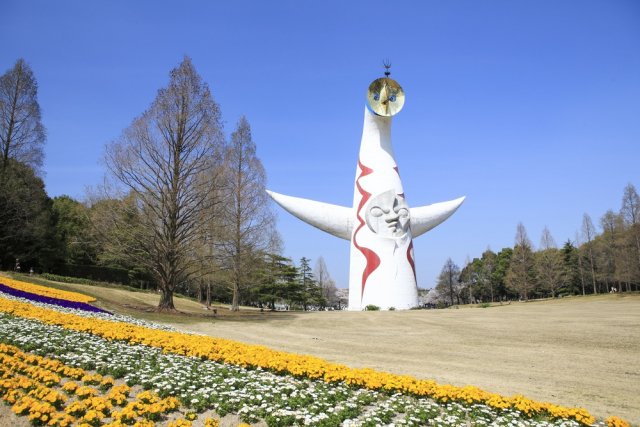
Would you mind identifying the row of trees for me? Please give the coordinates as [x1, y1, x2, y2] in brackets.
[429, 183, 640, 305]
[1, 57, 343, 311]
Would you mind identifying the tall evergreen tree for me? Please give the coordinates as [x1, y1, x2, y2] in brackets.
[480, 247, 497, 302]
[0, 158, 53, 271]
[253, 253, 298, 309]
[492, 247, 513, 301]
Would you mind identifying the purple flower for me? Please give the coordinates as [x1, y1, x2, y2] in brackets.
[0, 282, 112, 315]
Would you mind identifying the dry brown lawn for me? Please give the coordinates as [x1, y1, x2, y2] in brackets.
[3, 274, 639, 425]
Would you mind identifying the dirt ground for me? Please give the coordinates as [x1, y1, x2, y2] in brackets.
[174, 294, 640, 426]
[2, 274, 639, 425]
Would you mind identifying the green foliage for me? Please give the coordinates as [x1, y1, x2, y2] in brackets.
[293, 257, 327, 310]
[51, 195, 100, 265]
[0, 158, 58, 271]
[53, 264, 131, 286]
[492, 247, 513, 300]
[560, 240, 581, 295]
[41, 273, 94, 286]
[436, 302, 447, 309]
[251, 253, 298, 308]
[364, 304, 380, 311]
[388, 307, 396, 311]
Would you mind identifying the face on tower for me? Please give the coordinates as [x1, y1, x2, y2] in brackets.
[367, 77, 405, 116]
[365, 189, 410, 238]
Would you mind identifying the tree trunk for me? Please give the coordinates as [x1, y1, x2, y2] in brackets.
[577, 256, 586, 295]
[231, 277, 240, 311]
[158, 288, 175, 310]
[590, 260, 597, 294]
[206, 279, 211, 306]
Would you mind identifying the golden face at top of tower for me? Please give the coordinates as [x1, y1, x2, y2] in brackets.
[367, 77, 405, 116]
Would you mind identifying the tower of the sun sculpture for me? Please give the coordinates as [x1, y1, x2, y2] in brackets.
[267, 65, 465, 310]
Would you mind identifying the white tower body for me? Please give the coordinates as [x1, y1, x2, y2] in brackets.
[348, 108, 418, 310]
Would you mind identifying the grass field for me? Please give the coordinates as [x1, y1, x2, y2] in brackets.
[3, 273, 639, 426]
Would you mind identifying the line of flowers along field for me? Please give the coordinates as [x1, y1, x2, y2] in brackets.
[0, 282, 112, 315]
[0, 277, 97, 303]
[0, 278, 630, 427]
[0, 302, 594, 427]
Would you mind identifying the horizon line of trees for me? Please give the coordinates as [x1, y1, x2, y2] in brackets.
[1, 56, 345, 311]
[429, 182, 640, 305]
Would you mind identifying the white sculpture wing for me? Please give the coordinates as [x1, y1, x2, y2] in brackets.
[410, 196, 466, 238]
[266, 190, 354, 240]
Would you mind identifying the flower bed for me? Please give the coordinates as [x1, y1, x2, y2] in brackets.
[0, 310, 603, 427]
[0, 279, 630, 427]
[0, 282, 111, 315]
[0, 342, 219, 427]
[0, 287, 175, 332]
[0, 277, 96, 303]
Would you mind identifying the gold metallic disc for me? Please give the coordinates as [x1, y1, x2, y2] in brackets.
[367, 77, 405, 116]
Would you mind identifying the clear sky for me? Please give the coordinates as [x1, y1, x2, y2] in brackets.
[2, 1, 639, 290]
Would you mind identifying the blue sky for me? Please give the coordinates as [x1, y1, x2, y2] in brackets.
[2, 1, 639, 289]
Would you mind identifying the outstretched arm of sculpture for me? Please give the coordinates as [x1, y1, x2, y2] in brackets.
[410, 196, 466, 238]
[266, 190, 354, 240]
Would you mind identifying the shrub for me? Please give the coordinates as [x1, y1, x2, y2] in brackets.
[436, 302, 447, 309]
[53, 265, 131, 286]
[364, 304, 380, 311]
[388, 307, 396, 311]
[41, 273, 94, 286]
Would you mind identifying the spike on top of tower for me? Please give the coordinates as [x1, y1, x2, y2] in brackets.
[383, 59, 392, 77]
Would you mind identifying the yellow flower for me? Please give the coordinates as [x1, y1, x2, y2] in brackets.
[168, 419, 192, 427]
[605, 416, 631, 427]
[0, 277, 96, 302]
[75, 385, 99, 399]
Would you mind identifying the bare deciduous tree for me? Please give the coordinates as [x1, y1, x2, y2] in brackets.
[581, 213, 599, 294]
[436, 257, 461, 306]
[99, 56, 225, 310]
[314, 256, 338, 308]
[536, 226, 564, 298]
[217, 115, 279, 311]
[621, 183, 640, 272]
[0, 58, 46, 175]
[599, 210, 621, 291]
[506, 222, 536, 301]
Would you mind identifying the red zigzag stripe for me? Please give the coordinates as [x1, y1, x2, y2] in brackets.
[353, 159, 381, 301]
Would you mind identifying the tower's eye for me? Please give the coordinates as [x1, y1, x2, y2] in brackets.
[389, 95, 396, 102]
[373, 93, 380, 101]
